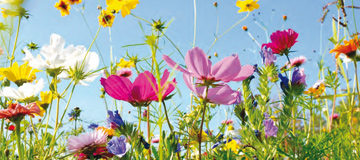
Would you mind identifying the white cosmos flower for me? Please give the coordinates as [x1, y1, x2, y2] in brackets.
[58, 45, 100, 86]
[0, 79, 44, 101]
[22, 34, 76, 70]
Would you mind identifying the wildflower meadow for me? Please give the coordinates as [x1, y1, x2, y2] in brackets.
[1, 0, 360, 159]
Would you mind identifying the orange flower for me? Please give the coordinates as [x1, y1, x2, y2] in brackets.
[304, 80, 326, 97]
[0, 103, 40, 122]
[242, 25, 248, 31]
[96, 126, 114, 136]
[98, 10, 115, 27]
[330, 38, 360, 59]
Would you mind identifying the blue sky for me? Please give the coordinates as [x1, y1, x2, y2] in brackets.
[12, 0, 359, 132]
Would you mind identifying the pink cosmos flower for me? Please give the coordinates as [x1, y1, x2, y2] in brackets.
[101, 71, 157, 107]
[183, 74, 239, 105]
[101, 70, 176, 106]
[287, 56, 306, 68]
[226, 119, 234, 125]
[67, 130, 108, 154]
[162, 47, 254, 83]
[262, 29, 299, 55]
[0, 103, 40, 121]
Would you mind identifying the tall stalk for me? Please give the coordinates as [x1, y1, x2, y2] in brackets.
[15, 120, 23, 160]
[198, 85, 209, 160]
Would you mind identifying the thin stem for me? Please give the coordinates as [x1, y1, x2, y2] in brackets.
[193, 0, 197, 47]
[162, 32, 184, 59]
[147, 105, 151, 160]
[351, 61, 359, 132]
[329, 60, 339, 132]
[207, 12, 250, 54]
[198, 85, 209, 160]
[352, 0, 358, 35]
[10, 16, 21, 66]
[80, 26, 101, 70]
[162, 101, 173, 132]
[15, 120, 23, 160]
[80, 12, 106, 67]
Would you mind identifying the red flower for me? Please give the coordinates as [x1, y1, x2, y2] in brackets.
[5, 125, 15, 131]
[262, 29, 299, 55]
[0, 103, 40, 122]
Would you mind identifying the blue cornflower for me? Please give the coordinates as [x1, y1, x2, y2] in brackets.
[88, 123, 99, 130]
[175, 134, 181, 153]
[107, 135, 130, 158]
[106, 110, 124, 129]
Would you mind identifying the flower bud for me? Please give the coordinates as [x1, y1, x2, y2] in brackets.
[214, 52, 218, 57]
[242, 26, 248, 31]
[213, 2, 217, 7]
[283, 15, 287, 21]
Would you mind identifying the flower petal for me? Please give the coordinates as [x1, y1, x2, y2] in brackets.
[233, 65, 254, 81]
[101, 75, 133, 101]
[185, 47, 212, 79]
[211, 54, 241, 82]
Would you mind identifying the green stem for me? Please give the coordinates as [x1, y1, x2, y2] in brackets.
[15, 121, 23, 160]
[198, 85, 209, 160]
[80, 26, 101, 71]
[207, 12, 250, 54]
[193, 0, 197, 47]
[10, 16, 21, 66]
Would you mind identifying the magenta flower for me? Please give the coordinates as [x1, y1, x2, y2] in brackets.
[331, 113, 339, 120]
[183, 74, 239, 105]
[100, 71, 157, 107]
[287, 56, 306, 68]
[163, 47, 254, 83]
[262, 29, 299, 55]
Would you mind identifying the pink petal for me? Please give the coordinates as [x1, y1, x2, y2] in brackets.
[100, 76, 133, 101]
[207, 84, 238, 105]
[183, 74, 197, 94]
[185, 47, 212, 80]
[132, 71, 157, 102]
[233, 65, 254, 81]
[162, 55, 190, 75]
[211, 54, 241, 82]
[160, 69, 176, 99]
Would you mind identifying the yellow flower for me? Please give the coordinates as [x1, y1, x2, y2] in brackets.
[98, 10, 115, 27]
[96, 126, 115, 136]
[35, 91, 54, 117]
[236, 0, 259, 13]
[1, 8, 18, 17]
[55, 0, 71, 16]
[65, 0, 81, 5]
[117, 58, 135, 68]
[228, 125, 234, 131]
[224, 139, 241, 152]
[106, 0, 139, 17]
[0, 62, 40, 86]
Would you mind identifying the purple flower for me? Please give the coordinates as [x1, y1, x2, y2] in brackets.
[263, 117, 278, 138]
[292, 68, 306, 86]
[106, 110, 124, 129]
[88, 123, 99, 130]
[107, 135, 130, 158]
[260, 47, 277, 65]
